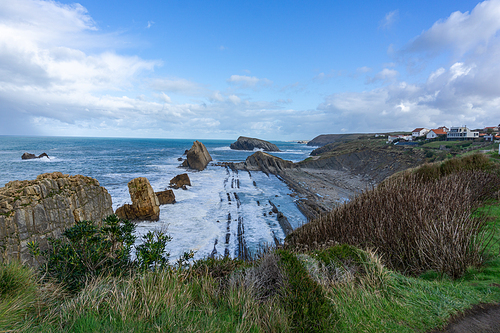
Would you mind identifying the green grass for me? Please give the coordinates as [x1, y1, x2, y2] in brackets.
[2, 198, 500, 332]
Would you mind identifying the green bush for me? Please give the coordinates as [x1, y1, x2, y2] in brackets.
[30, 215, 136, 292]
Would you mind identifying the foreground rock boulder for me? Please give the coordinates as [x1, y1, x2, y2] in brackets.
[155, 189, 176, 205]
[170, 173, 191, 189]
[115, 177, 160, 221]
[233, 151, 294, 175]
[0, 172, 113, 265]
[181, 141, 212, 171]
[21, 152, 49, 160]
[230, 136, 280, 151]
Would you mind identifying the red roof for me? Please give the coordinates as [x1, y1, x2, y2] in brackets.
[412, 128, 424, 132]
[430, 129, 447, 135]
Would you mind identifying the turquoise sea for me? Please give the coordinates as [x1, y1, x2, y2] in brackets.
[0, 136, 314, 260]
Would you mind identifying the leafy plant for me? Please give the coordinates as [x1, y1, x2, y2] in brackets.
[136, 230, 172, 271]
[29, 215, 136, 292]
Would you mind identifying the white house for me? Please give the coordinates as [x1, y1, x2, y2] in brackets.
[447, 126, 480, 140]
[426, 129, 447, 139]
[388, 135, 412, 143]
[412, 128, 430, 138]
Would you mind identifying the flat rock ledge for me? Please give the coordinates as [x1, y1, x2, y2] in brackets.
[0, 172, 113, 265]
[230, 136, 280, 152]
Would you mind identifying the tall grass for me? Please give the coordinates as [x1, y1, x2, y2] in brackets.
[286, 168, 500, 278]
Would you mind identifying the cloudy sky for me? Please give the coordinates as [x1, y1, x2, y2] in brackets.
[1, 0, 499, 140]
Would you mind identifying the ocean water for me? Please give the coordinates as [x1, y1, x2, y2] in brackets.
[0, 136, 314, 260]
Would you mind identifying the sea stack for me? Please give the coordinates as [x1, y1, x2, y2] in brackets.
[116, 177, 160, 221]
[181, 141, 212, 171]
[230, 136, 280, 152]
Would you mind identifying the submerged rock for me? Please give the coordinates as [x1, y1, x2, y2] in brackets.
[0, 172, 113, 265]
[116, 177, 160, 221]
[230, 136, 280, 152]
[181, 141, 212, 171]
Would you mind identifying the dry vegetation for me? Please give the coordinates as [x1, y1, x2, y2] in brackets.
[286, 154, 500, 278]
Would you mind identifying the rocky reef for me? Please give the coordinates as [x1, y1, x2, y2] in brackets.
[230, 136, 280, 152]
[182, 141, 212, 171]
[115, 177, 160, 221]
[0, 172, 113, 264]
[232, 151, 294, 175]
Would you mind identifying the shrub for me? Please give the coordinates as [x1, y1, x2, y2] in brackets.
[30, 215, 136, 292]
[136, 230, 172, 271]
[285, 170, 500, 278]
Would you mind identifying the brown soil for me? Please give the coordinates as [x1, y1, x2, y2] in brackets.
[429, 303, 500, 333]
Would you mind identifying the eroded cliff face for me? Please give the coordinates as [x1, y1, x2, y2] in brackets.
[232, 151, 295, 175]
[0, 172, 113, 265]
[230, 136, 280, 152]
[182, 141, 212, 171]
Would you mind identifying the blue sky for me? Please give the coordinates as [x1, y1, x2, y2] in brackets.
[1, 0, 499, 140]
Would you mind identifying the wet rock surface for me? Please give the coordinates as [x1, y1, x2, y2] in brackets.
[232, 151, 294, 175]
[155, 189, 176, 205]
[170, 173, 191, 189]
[21, 152, 49, 160]
[0, 172, 113, 265]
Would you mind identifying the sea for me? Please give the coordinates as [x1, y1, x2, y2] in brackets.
[0, 136, 315, 261]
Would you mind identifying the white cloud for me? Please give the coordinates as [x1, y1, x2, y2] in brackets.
[403, 0, 500, 57]
[146, 21, 154, 29]
[379, 10, 399, 30]
[365, 68, 399, 84]
[228, 94, 241, 104]
[227, 74, 272, 89]
[356, 66, 372, 73]
[149, 78, 205, 95]
[159, 92, 171, 103]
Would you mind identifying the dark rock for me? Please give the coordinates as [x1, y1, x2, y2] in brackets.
[177, 157, 183, 161]
[21, 152, 49, 160]
[155, 189, 175, 205]
[232, 151, 294, 175]
[170, 173, 191, 189]
[230, 136, 280, 151]
[181, 141, 212, 171]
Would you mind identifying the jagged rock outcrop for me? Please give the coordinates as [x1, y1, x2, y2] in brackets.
[233, 151, 294, 175]
[21, 152, 49, 160]
[115, 177, 160, 221]
[0, 172, 113, 265]
[230, 136, 280, 151]
[170, 173, 191, 189]
[181, 141, 212, 171]
[155, 190, 175, 205]
[307, 134, 364, 147]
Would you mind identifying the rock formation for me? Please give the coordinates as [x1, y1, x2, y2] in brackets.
[115, 177, 160, 221]
[232, 151, 294, 175]
[170, 173, 191, 189]
[21, 152, 49, 160]
[0, 172, 113, 265]
[155, 189, 175, 205]
[230, 136, 280, 151]
[181, 141, 212, 171]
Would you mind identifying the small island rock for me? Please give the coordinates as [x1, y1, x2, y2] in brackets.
[181, 141, 212, 171]
[155, 189, 176, 205]
[21, 152, 49, 160]
[230, 136, 280, 152]
[170, 173, 191, 189]
[116, 177, 160, 221]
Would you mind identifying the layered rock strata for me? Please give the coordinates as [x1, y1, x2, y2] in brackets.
[230, 136, 280, 151]
[115, 177, 160, 221]
[232, 151, 294, 175]
[182, 141, 212, 171]
[0, 172, 113, 264]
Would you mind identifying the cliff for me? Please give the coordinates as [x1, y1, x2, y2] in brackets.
[0, 172, 113, 264]
[307, 134, 365, 147]
[230, 136, 280, 152]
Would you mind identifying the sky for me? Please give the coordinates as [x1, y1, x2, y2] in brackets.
[1, 0, 500, 140]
